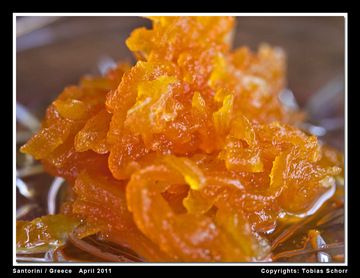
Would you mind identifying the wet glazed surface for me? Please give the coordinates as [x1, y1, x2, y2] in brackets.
[17, 16, 344, 262]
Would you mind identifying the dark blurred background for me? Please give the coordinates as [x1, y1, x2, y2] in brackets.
[16, 16, 345, 149]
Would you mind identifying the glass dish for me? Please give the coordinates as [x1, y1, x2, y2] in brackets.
[16, 16, 345, 263]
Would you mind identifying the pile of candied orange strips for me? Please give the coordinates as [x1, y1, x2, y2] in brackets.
[20, 16, 343, 262]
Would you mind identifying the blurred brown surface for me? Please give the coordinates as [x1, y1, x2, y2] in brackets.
[17, 17, 150, 116]
[17, 17, 344, 105]
[234, 17, 344, 106]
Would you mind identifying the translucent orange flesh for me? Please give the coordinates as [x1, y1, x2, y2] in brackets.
[20, 16, 343, 262]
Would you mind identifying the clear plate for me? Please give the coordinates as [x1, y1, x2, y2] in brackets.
[16, 16, 345, 263]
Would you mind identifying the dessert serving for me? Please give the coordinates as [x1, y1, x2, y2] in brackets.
[17, 16, 344, 262]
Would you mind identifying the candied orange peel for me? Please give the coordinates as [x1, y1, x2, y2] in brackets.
[19, 16, 343, 262]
